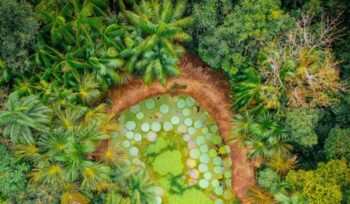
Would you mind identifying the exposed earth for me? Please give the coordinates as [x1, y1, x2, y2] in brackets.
[106, 54, 256, 202]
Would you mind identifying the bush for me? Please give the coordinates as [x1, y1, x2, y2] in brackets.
[0, 144, 29, 197]
[258, 168, 281, 193]
[324, 127, 350, 161]
[61, 192, 90, 204]
[0, 0, 38, 72]
[286, 159, 350, 204]
[190, 0, 293, 71]
[285, 109, 320, 147]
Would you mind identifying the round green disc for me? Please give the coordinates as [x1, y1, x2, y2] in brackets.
[219, 147, 227, 154]
[177, 125, 187, 133]
[136, 112, 144, 120]
[188, 127, 196, 135]
[194, 120, 202, 128]
[214, 166, 223, 174]
[200, 144, 209, 153]
[122, 140, 130, 148]
[176, 99, 186, 108]
[186, 97, 196, 107]
[151, 121, 161, 132]
[145, 99, 155, 109]
[196, 136, 206, 145]
[199, 179, 209, 189]
[224, 145, 231, 153]
[190, 149, 200, 159]
[126, 131, 134, 139]
[210, 125, 219, 133]
[213, 136, 222, 144]
[134, 133, 142, 142]
[209, 149, 217, 157]
[163, 121, 173, 131]
[160, 104, 169, 113]
[184, 118, 193, 126]
[204, 172, 212, 180]
[125, 121, 136, 131]
[171, 116, 180, 125]
[130, 104, 140, 113]
[198, 164, 208, 172]
[199, 154, 209, 163]
[215, 187, 224, 196]
[224, 171, 231, 179]
[223, 158, 232, 167]
[189, 169, 199, 179]
[213, 157, 222, 165]
[183, 134, 191, 142]
[182, 108, 191, 116]
[215, 199, 224, 204]
[141, 122, 150, 132]
[205, 134, 213, 141]
[211, 179, 220, 187]
[129, 146, 139, 157]
[202, 127, 209, 134]
[146, 132, 157, 142]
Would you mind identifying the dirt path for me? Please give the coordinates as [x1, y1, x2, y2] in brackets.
[107, 53, 255, 202]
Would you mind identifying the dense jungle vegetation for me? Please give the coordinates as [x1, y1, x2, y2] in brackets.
[0, 0, 349, 203]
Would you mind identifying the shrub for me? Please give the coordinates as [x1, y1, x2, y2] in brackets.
[258, 168, 281, 193]
[0, 0, 38, 72]
[153, 150, 184, 176]
[286, 159, 350, 204]
[0, 145, 29, 197]
[61, 192, 90, 204]
[324, 127, 350, 161]
[191, 0, 293, 71]
[8, 184, 60, 204]
[285, 109, 320, 147]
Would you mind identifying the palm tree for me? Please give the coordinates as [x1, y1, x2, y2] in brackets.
[0, 92, 51, 144]
[232, 112, 292, 160]
[246, 186, 276, 204]
[74, 75, 101, 105]
[119, 0, 193, 85]
[15, 106, 117, 192]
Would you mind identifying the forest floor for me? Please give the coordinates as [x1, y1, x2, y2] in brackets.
[106, 53, 255, 202]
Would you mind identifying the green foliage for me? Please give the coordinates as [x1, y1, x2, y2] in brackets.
[286, 159, 350, 204]
[61, 191, 90, 204]
[233, 112, 292, 159]
[0, 0, 39, 72]
[285, 109, 320, 147]
[324, 127, 350, 161]
[107, 170, 156, 204]
[153, 150, 184, 176]
[119, 0, 192, 85]
[29, 0, 128, 95]
[144, 137, 171, 156]
[168, 188, 213, 204]
[258, 168, 281, 193]
[273, 192, 307, 204]
[0, 92, 51, 144]
[0, 144, 29, 197]
[191, 0, 293, 71]
[14, 105, 120, 192]
[9, 184, 61, 204]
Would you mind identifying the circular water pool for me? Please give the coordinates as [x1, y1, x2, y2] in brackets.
[115, 95, 234, 203]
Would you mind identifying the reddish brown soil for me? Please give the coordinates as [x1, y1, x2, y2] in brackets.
[106, 53, 256, 202]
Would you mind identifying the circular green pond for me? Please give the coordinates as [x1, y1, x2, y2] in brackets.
[114, 95, 234, 203]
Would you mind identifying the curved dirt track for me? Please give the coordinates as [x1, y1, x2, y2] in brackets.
[107, 53, 256, 202]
